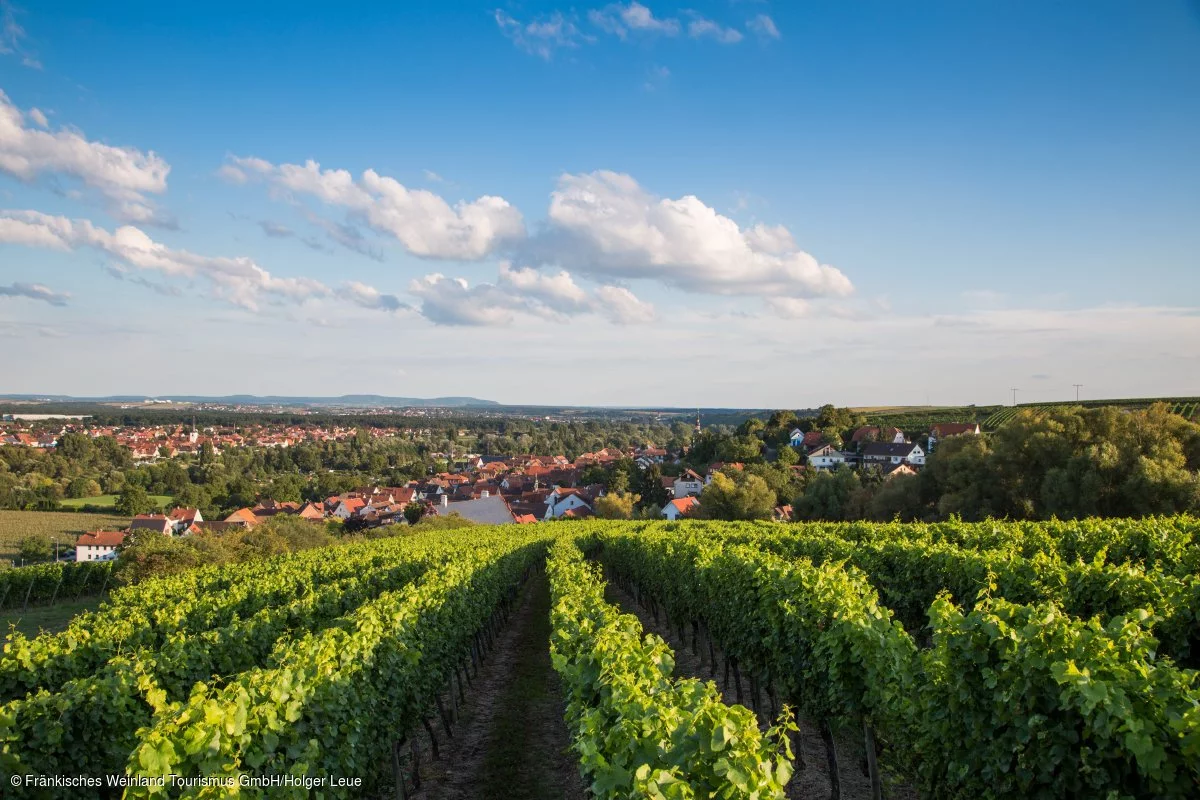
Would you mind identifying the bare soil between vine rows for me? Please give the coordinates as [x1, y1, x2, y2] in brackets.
[409, 570, 586, 800]
[602, 576, 918, 800]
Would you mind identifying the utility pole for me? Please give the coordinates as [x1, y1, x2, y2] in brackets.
[1073, 384, 1083, 402]
[1011, 388, 1019, 406]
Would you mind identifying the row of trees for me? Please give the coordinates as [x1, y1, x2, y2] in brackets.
[779, 405, 1200, 522]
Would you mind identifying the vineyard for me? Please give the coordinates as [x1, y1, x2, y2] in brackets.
[1, 518, 1198, 798]
[983, 397, 1200, 429]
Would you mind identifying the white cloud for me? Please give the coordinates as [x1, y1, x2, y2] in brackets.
[495, 9, 587, 59]
[0, 280, 68, 305]
[498, 262, 590, 309]
[529, 170, 854, 299]
[589, 2, 680, 39]
[594, 284, 655, 323]
[339, 281, 409, 312]
[226, 156, 525, 260]
[746, 14, 781, 41]
[0, 90, 170, 222]
[0, 209, 329, 311]
[408, 273, 518, 326]
[423, 169, 445, 183]
[216, 163, 247, 184]
[687, 15, 743, 44]
[409, 264, 654, 327]
[26, 106, 46, 127]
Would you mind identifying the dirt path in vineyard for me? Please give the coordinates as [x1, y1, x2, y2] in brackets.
[603, 577, 918, 800]
[411, 570, 586, 800]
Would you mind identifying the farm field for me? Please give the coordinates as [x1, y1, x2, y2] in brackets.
[1, 518, 1197, 799]
[0, 510, 128, 564]
[58, 494, 171, 510]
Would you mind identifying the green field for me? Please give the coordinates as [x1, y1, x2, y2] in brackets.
[59, 494, 171, 510]
[0, 510, 129, 565]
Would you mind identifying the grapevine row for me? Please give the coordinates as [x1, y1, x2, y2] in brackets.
[122, 531, 547, 798]
[596, 526, 1200, 799]
[1, 534, 452, 701]
[0, 541, 454, 781]
[547, 537, 794, 799]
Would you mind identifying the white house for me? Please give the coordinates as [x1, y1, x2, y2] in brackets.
[788, 428, 805, 448]
[332, 498, 366, 520]
[672, 469, 705, 499]
[544, 488, 593, 520]
[806, 444, 846, 471]
[75, 530, 126, 562]
[862, 441, 926, 468]
[662, 496, 699, 520]
[167, 507, 203, 534]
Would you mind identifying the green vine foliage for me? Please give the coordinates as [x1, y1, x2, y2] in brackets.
[548, 538, 794, 799]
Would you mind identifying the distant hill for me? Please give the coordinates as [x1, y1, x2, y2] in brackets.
[0, 394, 499, 408]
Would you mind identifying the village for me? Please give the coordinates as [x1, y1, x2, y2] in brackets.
[45, 418, 984, 563]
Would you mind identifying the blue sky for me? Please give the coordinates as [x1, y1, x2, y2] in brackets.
[1, 1, 1197, 407]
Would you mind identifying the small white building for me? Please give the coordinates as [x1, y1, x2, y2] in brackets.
[544, 488, 594, 520]
[862, 441, 926, 468]
[672, 469, 706, 499]
[662, 496, 699, 520]
[75, 530, 126, 562]
[806, 444, 846, 471]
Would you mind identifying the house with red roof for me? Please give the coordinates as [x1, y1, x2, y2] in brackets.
[663, 496, 700, 521]
[75, 530, 127, 561]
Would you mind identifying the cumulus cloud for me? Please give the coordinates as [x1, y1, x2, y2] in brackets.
[224, 156, 525, 260]
[0, 90, 170, 222]
[339, 281, 409, 312]
[594, 285, 655, 323]
[0, 280, 68, 305]
[589, 2, 680, 38]
[0, 209, 328, 311]
[525, 170, 853, 299]
[408, 273, 519, 326]
[497, 262, 590, 310]
[746, 14, 781, 41]
[409, 264, 654, 327]
[687, 15, 743, 44]
[494, 9, 587, 59]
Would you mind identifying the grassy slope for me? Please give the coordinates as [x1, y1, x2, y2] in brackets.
[59, 494, 170, 509]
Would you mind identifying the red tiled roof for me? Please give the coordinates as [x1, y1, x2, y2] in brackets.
[76, 530, 126, 548]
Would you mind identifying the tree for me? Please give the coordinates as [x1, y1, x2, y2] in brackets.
[266, 474, 305, 504]
[775, 445, 799, 468]
[112, 529, 202, 584]
[66, 477, 101, 499]
[634, 465, 670, 510]
[57, 432, 93, 462]
[115, 484, 154, 516]
[595, 492, 639, 520]
[18, 534, 52, 563]
[403, 502, 425, 525]
[696, 471, 775, 520]
[794, 466, 861, 521]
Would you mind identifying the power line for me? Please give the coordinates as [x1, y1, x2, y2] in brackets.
[1073, 384, 1083, 402]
